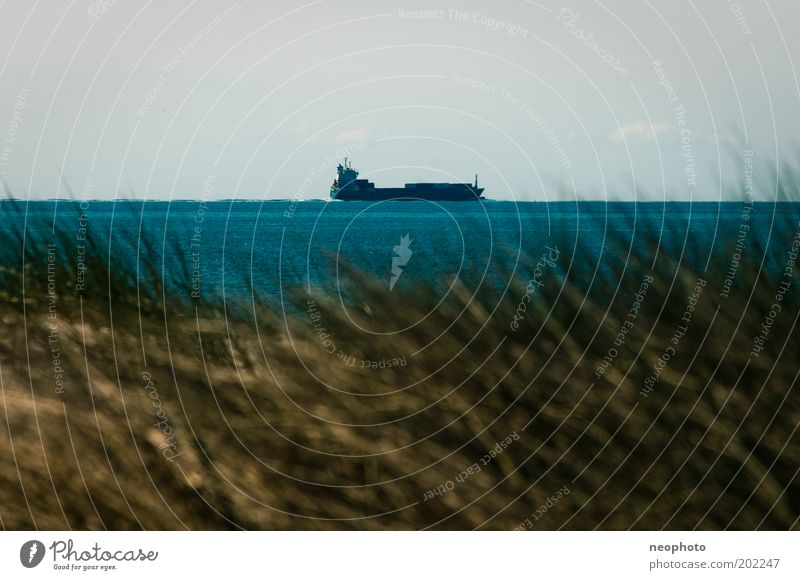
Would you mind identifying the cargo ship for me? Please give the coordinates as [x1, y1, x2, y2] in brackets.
[329, 159, 484, 201]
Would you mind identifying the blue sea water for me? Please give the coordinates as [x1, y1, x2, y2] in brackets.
[5, 200, 799, 303]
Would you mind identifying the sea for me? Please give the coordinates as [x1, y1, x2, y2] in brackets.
[4, 200, 799, 304]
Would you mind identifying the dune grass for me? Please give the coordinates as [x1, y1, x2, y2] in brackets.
[0, 192, 798, 531]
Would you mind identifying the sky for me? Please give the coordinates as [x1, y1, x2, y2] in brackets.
[0, 0, 798, 201]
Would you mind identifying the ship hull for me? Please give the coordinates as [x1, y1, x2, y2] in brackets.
[333, 183, 484, 201]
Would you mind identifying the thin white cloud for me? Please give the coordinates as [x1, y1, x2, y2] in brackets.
[334, 127, 370, 144]
[609, 122, 728, 144]
[609, 121, 674, 142]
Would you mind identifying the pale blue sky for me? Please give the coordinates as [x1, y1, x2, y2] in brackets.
[0, 0, 797, 201]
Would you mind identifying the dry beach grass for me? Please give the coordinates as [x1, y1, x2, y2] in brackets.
[0, 196, 798, 531]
